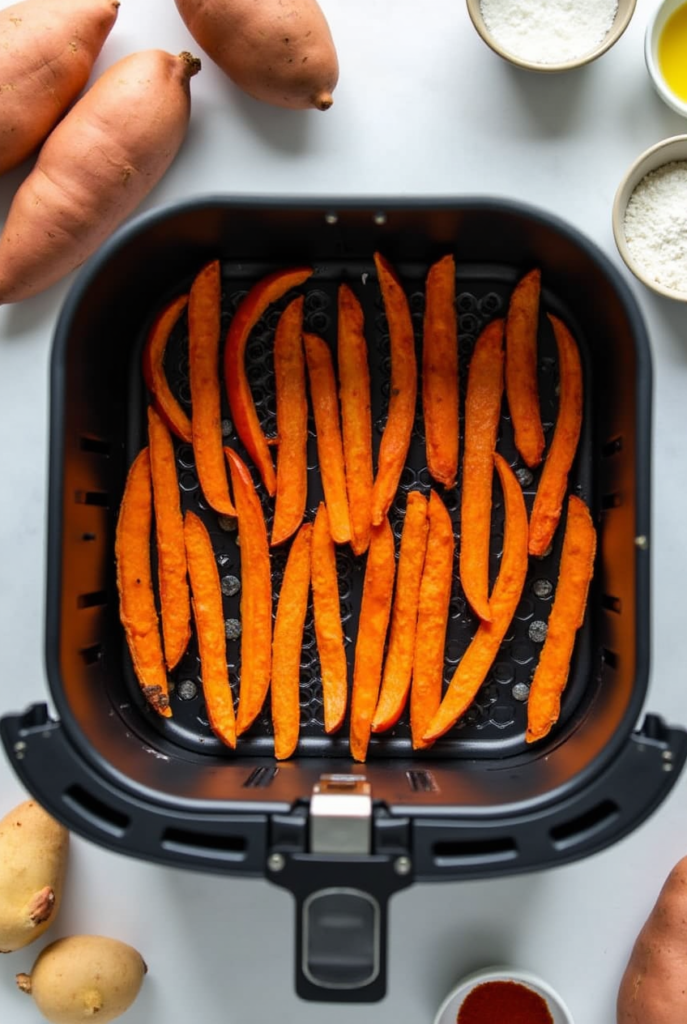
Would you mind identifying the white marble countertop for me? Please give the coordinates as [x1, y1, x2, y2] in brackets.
[1, 1, 687, 1021]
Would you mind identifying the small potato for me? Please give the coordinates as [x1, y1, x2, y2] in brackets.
[0, 799, 69, 953]
[17, 936, 147, 1024]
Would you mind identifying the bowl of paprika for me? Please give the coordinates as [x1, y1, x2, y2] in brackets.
[433, 965, 574, 1024]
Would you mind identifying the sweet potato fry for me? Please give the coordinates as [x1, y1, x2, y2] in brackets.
[272, 296, 307, 547]
[506, 268, 544, 468]
[147, 405, 191, 671]
[460, 318, 505, 623]
[312, 503, 348, 734]
[372, 491, 429, 733]
[115, 448, 171, 718]
[422, 454, 528, 743]
[224, 448, 272, 735]
[411, 491, 455, 749]
[529, 315, 584, 557]
[304, 332, 351, 545]
[338, 283, 373, 556]
[423, 254, 458, 488]
[189, 260, 236, 517]
[526, 496, 596, 743]
[224, 266, 313, 495]
[371, 253, 417, 525]
[142, 294, 192, 443]
[272, 523, 313, 760]
[350, 518, 396, 762]
[183, 511, 236, 749]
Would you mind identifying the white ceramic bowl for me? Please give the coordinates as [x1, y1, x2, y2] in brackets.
[645, 0, 687, 117]
[434, 965, 574, 1024]
[612, 134, 687, 302]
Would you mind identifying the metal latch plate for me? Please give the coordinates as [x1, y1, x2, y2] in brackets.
[310, 775, 372, 855]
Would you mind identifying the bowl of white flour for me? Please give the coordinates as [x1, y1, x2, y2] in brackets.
[613, 135, 687, 301]
[466, 0, 636, 72]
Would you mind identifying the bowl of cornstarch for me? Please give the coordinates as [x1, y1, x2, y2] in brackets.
[613, 135, 687, 301]
[466, 0, 636, 72]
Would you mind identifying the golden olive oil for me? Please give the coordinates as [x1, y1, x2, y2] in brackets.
[659, 3, 687, 103]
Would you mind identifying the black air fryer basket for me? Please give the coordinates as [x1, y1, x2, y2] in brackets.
[3, 198, 686, 1002]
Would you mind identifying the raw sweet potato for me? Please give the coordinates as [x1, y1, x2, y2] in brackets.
[528, 315, 583, 557]
[225, 448, 272, 735]
[526, 496, 596, 743]
[174, 0, 339, 110]
[311, 503, 348, 734]
[271, 522, 312, 760]
[371, 253, 418, 525]
[272, 296, 308, 546]
[372, 490, 429, 733]
[115, 448, 171, 718]
[422, 454, 528, 743]
[0, 0, 119, 176]
[224, 267, 312, 496]
[423, 254, 459, 488]
[189, 260, 237, 517]
[338, 283, 373, 556]
[506, 268, 544, 468]
[142, 295, 193, 443]
[617, 855, 687, 1024]
[0, 800, 69, 954]
[0, 49, 201, 304]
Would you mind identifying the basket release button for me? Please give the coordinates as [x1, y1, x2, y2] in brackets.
[303, 888, 380, 989]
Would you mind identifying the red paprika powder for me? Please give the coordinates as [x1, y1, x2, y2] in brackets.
[457, 980, 554, 1024]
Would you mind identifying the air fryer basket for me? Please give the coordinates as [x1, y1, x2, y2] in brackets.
[2, 198, 686, 1002]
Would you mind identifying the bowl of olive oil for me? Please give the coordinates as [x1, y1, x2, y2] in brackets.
[645, 0, 687, 116]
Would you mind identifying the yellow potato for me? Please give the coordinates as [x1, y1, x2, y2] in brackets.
[17, 936, 147, 1024]
[0, 799, 69, 953]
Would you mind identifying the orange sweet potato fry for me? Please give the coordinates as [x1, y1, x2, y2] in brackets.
[371, 491, 429, 733]
[338, 283, 373, 556]
[224, 266, 313, 495]
[422, 453, 528, 743]
[460, 318, 505, 623]
[304, 332, 351, 545]
[423, 254, 459, 488]
[350, 518, 396, 762]
[506, 268, 544, 468]
[272, 523, 313, 760]
[411, 491, 455, 749]
[224, 447, 272, 735]
[184, 511, 236, 749]
[115, 448, 171, 718]
[142, 293, 192, 443]
[189, 260, 236, 517]
[528, 315, 584, 557]
[147, 405, 191, 671]
[526, 496, 596, 743]
[312, 503, 348, 734]
[371, 253, 418, 525]
[272, 296, 307, 547]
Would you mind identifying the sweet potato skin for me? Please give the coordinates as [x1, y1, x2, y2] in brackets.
[617, 856, 687, 1024]
[0, 0, 120, 175]
[174, 0, 338, 110]
[0, 49, 201, 304]
[0, 800, 69, 954]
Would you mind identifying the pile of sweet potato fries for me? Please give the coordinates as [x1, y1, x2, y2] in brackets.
[116, 255, 596, 760]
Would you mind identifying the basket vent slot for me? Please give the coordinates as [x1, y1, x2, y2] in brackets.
[602, 594, 622, 614]
[161, 828, 247, 862]
[79, 435, 111, 455]
[79, 643, 102, 665]
[77, 590, 107, 609]
[602, 436, 623, 456]
[75, 490, 109, 507]
[602, 492, 621, 510]
[406, 770, 439, 793]
[433, 836, 518, 867]
[63, 786, 129, 838]
[603, 648, 619, 670]
[243, 766, 278, 789]
[550, 799, 620, 851]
